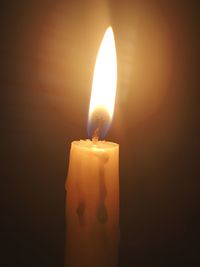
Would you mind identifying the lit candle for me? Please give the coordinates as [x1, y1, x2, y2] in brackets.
[65, 27, 119, 267]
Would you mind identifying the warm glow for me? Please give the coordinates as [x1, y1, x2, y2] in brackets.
[88, 26, 117, 125]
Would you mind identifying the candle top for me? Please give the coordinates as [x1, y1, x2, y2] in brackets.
[72, 139, 118, 152]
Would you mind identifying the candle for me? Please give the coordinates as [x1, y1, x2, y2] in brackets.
[65, 27, 119, 267]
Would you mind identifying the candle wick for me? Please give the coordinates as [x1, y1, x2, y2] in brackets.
[91, 115, 106, 142]
[92, 127, 99, 143]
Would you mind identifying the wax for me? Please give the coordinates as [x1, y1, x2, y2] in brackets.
[65, 139, 119, 267]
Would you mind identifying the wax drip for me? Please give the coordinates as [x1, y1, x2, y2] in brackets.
[76, 200, 85, 227]
[97, 156, 108, 224]
[76, 165, 86, 227]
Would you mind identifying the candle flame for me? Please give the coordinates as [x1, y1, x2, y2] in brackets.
[88, 26, 117, 139]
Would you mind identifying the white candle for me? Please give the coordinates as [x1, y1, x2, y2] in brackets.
[65, 140, 119, 267]
[65, 27, 119, 267]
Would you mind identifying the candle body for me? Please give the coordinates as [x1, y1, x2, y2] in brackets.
[65, 140, 119, 267]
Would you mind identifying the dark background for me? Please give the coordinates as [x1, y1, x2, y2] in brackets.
[1, 0, 199, 266]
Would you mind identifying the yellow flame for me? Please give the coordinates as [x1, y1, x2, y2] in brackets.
[89, 26, 117, 121]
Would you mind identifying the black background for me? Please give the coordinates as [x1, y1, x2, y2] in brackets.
[1, 0, 199, 266]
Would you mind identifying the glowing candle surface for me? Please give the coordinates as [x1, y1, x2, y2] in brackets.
[65, 27, 119, 267]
